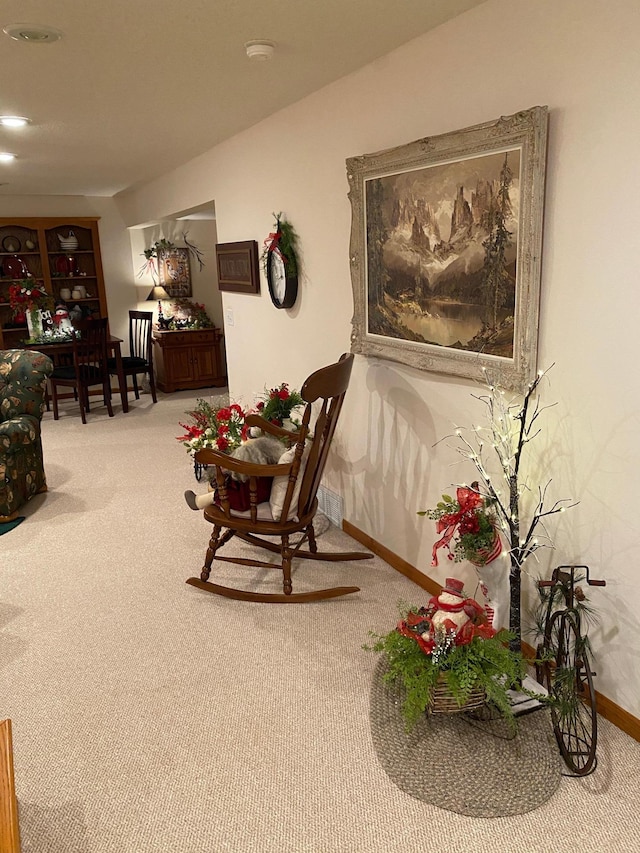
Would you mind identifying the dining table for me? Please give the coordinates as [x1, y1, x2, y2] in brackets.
[22, 335, 130, 414]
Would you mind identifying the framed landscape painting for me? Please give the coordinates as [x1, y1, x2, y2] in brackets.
[347, 106, 548, 392]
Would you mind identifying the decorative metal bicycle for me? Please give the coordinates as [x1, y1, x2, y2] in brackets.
[535, 565, 606, 776]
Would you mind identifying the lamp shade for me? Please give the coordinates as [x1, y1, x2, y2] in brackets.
[146, 285, 170, 301]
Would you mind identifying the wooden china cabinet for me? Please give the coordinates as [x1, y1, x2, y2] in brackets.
[0, 217, 108, 349]
[152, 327, 226, 392]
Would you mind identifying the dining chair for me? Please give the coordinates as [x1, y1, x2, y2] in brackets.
[107, 310, 157, 404]
[49, 317, 114, 424]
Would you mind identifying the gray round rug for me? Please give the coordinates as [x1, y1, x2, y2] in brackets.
[370, 657, 561, 817]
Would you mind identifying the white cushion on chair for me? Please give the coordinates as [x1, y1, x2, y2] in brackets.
[269, 444, 310, 522]
[219, 502, 275, 521]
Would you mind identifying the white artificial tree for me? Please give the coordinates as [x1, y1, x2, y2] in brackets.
[442, 365, 576, 653]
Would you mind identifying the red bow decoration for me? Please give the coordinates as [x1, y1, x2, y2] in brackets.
[263, 229, 287, 263]
[456, 618, 497, 646]
[397, 616, 435, 654]
[431, 486, 484, 567]
[396, 601, 496, 655]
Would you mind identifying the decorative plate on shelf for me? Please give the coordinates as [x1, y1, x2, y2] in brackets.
[2, 236, 21, 253]
[3, 255, 29, 278]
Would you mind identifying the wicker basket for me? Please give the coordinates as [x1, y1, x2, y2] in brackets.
[428, 672, 486, 715]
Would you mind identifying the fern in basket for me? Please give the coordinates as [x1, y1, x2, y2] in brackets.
[366, 604, 527, 731]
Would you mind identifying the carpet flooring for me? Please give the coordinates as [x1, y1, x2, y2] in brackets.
[2, 388, 640, 852]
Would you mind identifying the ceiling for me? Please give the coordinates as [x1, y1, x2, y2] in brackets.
[0, 0, 486, 198]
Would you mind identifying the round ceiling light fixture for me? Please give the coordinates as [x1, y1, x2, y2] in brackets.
[0, 152, 17, 163]
[244, 40, 275, 61]
[3, 23, 63, 43]
[0, 116, 30, 128]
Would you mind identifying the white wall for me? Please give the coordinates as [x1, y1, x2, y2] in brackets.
[115, 0, 640, 715]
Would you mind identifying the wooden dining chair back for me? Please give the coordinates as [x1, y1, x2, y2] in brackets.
[49, 317, 114, 424]
[107, 310, 156, 403]
[186, 352, 372, 602]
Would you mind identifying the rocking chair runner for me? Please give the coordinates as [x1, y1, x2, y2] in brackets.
[186, 353, 372, 602]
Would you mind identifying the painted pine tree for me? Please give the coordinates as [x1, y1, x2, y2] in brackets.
[481, 153, 514, 331]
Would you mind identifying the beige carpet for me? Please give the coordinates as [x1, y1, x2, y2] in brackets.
[2, 388, 640, 852]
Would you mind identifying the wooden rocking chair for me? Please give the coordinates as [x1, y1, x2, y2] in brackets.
[186, 353, 372, 602]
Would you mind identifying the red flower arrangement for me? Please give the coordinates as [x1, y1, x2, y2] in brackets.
[177, 399, 250, 455]
[256, 382, 304, 426]
[8, 281, 53, 320]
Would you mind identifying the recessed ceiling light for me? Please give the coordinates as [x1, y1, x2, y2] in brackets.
[0, 116, 30, 128]
[3, 23, 63, 43]
[0, 153, 16, 163]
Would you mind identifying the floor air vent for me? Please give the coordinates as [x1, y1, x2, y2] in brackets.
[317, 485, 344, 527]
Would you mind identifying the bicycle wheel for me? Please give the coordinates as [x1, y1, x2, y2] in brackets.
[544, 611, 598, 775]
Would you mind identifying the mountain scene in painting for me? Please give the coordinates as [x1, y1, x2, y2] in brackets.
[365, 149, 520, 358]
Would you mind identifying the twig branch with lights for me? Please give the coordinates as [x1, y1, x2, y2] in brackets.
[429, 365, 577, 654]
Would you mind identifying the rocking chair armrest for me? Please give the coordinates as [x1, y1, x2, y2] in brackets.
[244, 414, 304, 441]
[194, 447, 292, 478]
[193, 447, 231, 467]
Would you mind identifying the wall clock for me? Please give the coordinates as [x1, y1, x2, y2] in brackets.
[266, 248, 297, 309]
[264, 215, 299, 309]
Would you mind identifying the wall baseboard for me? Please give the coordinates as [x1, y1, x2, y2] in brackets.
[343, 519, 640, 744]
[0, 719, 21, 853]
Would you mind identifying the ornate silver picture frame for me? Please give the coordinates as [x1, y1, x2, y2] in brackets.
[347, 106, 548, 391]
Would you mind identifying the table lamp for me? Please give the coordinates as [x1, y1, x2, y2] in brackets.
[146, 285, 171, 327]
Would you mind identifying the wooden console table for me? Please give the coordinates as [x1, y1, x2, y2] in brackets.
[152, 328, 226, 393]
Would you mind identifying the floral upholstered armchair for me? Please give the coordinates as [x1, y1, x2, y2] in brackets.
[0, 349, 53, 521]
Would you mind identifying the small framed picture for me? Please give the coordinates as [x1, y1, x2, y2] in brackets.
[158, 247, 191, 297]
[215, 240, 260, 294]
